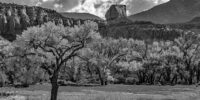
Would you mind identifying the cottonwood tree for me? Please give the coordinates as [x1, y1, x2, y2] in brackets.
[59, 57, 84, 83]
[80, 38, 127, 85]
[159, 41, 183, 85]
[77, 48, 100, 83]
[14, 21, 100, 100]
[122, 39, 149, 84]
[122, 40, 164, 84]
[5, 48, 44, 86]
[0, 39, 12, 86]
[173, 31, 200, 84]
[0, 38, 45, 86]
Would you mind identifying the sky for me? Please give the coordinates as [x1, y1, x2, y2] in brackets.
[0, 0, 169, 18]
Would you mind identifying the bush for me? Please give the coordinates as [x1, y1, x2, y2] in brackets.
[58, 80, 76, 86]
[107, 76, 115, 84]
[125, 77, 138, 85]
[114, 75, 126, 84]
[14, 82, 29, 88]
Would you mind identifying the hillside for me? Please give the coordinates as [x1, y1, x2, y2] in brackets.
[187, 17, 200, 24]
[0, 2, 103, 41]
[100, 22, 182, 41]
[99, 4, 184, 41]
[129, 0, 200, 24]
[60, 12, 103, 21]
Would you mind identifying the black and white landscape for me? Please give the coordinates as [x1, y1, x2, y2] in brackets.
[0, 0, 200, 100]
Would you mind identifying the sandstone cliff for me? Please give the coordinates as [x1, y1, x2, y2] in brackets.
[105, 5, 132, 25]
[0, 2, 103, 41]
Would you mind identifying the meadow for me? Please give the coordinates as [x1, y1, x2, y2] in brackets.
[0, 85, 200, 100]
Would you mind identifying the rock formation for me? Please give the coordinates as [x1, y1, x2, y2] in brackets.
[28, 7, 37, 26]
[105, 5, 132, 25]
[105, 5, 127, 20]
[0, 2, 104, 41]
[36, 9, 45, 25]
[6, 7, 15, 35]
[13, 7, 21, 34]
[20, 6, 30, 30]
[0, 7, 7, 35]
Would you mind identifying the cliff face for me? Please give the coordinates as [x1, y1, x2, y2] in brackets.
[0, 2, 103, 27]
[105, 5, 127, 20]
[105, 5, 132, 25]
[129, 0, 200, 24]
[0, 2, 103, 41]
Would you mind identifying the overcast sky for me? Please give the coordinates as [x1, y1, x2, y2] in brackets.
[0, 0, 169, 18]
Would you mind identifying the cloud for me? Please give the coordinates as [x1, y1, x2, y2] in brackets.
[0, 0, 79, 11]
[40, 0, 79, 11]
[0, 0, 39, 6]
[68, 0, 169, 18]
[0, 0, 169, 18]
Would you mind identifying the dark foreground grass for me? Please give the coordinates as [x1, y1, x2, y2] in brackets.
[0, 85, 200, 100]
[17, 84, 199, 93]
[2, 84, 195, 92]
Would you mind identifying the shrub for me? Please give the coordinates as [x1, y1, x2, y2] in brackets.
[107, 76, 115, 84]
[125, 77, 138, 85]
[114, 75, 126, 84]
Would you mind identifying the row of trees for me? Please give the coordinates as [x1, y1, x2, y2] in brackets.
[1, 21, 200, 100]
[104, 24, 182, 41]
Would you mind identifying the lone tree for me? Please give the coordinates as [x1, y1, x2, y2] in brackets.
[14, 21, 101, 100]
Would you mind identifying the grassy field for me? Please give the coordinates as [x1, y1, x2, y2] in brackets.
[0, 85, 200, 100]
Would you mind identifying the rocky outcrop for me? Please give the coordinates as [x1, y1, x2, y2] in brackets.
[0, 2, 104, 41]
[105, 5, 132, 25]
[105, 5, 127, 20]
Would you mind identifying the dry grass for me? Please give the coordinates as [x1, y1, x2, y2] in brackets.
[0, 85, 200, 100]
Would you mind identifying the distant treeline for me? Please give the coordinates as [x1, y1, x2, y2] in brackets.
[100, 20, 200, 42]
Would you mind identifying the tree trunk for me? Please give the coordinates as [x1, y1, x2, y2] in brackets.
[50, 72, 59, 100]
[197, 69, 200, 83]
[137, 71, 143, 84]
[138, 71, 146, 84]
[171, 74, 177, 85]
[189, 70, 193, 85]
[97, 67, 107, 86]
[51, 83, 59, 100]
[100, 78, 104, 85]
[165, 68, 171, 83]
[99, 74, 106, 85]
